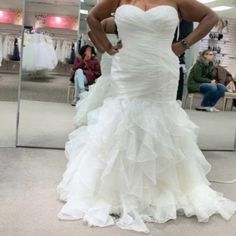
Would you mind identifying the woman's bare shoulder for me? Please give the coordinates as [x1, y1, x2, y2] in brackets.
[174, 0, 217, 22]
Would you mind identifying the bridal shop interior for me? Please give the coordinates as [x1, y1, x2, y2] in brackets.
[0, 0, 236, 235]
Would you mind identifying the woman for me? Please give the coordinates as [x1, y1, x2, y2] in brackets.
[188, 49, 227, 112]
[74, 17, 121, 126]
[71, 45, 101, 106]
[57, 0, 236, 233]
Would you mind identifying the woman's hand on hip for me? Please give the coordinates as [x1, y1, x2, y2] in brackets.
[172, 42, 186, 57]
[107, 44, 120, 55]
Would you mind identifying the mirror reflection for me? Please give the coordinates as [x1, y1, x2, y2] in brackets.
[0, 0, 23, 147]
[71, 7, 236, 151]
[184, 17, 236, 150]
[16, 0, 236, 151]
[17, 0, 80, 148]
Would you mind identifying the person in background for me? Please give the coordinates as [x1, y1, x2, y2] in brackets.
[74, 17, 122, 126]
[71, 45, 101, 106]
[188, 49, 227, 111]
[213, 63, 236, 92]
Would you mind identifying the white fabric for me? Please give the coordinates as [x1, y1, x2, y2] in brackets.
[0, 34, 21, 63]
[60, 40, 72, 63]
[57, 5, 236, 233]
[2, 35, 15, 60]
[22, 33, 58, 71]
[74, 34, 118, 126]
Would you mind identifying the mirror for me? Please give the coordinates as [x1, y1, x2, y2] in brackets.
[16, 0, 236, 151]
[16, 0, 80, 148]
[0, 0, 23, 147]
[183, 17, 236, 151]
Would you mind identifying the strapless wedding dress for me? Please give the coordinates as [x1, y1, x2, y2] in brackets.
[57, 5, 236, 233]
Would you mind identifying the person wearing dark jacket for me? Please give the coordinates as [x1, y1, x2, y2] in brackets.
[188, 49, 227, 111]
[173, 20, 194, 104]
[71, 45, 101, 106]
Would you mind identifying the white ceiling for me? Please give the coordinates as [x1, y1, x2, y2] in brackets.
[1, 0, 236, 33]
[0, 0, 80, 10]
[0, 0, 24, 9]
[0, 0, 236, 17]
[202, 0, 236, 19]
[81, 0, 236, 18]
[28, 0, 79, 6]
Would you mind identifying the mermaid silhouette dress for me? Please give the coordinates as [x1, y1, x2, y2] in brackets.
[57, 5, 236, 233]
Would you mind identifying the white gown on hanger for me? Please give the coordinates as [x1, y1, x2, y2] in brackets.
[74, 34, 118, 126]
[57, 5, 236, 233]
[23, 34, 58, 71]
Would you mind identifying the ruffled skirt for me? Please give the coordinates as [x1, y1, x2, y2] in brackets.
[57, 97, 236, 233]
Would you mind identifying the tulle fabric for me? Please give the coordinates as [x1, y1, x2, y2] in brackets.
[23, 34, 58, 71]
[58, 98, 236, 233]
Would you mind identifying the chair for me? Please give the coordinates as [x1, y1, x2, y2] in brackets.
[223, 92, 236, 111]
[183, 65, 204, 109]
[184, 92, 203, 109]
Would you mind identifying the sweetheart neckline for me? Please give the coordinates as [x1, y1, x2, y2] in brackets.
[116, 4, 178, 14]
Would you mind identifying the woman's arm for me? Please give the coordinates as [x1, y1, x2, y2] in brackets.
[88, 31, 105, 53]
[88, 17, 117, 53]
[173, 0, 219, 55]
[87, 0, 120, 55]
[102, 17, 117, 34]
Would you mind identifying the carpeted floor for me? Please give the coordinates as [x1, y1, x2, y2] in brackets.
[17, 100, 75, 148]
[0, 148, 235, 236]
[0, 73, 19, 101]
[0, 73, 71, 103]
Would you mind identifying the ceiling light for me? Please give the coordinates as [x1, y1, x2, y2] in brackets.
[198, 0, 217, 3]
[80, 9, 88, 14]
[55, 17, 61, 23]
[211, 6, 233, 11]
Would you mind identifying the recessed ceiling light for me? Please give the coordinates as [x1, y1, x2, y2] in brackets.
[55, 17, 61, 23]
[211, 6, 233, 11]
[198, 0, 217, 3]
[80, 9, 88, 14]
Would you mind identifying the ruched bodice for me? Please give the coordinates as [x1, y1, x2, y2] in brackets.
[111, 5, 179, 100]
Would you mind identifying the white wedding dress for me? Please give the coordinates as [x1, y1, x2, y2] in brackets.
[57, 5, 236, 233]
[74, 34, 117, 127]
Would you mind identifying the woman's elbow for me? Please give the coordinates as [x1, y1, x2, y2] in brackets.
[87, 13, 100, 28]
[87, 14, 94, 27]
[208, 11, 219, 25]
